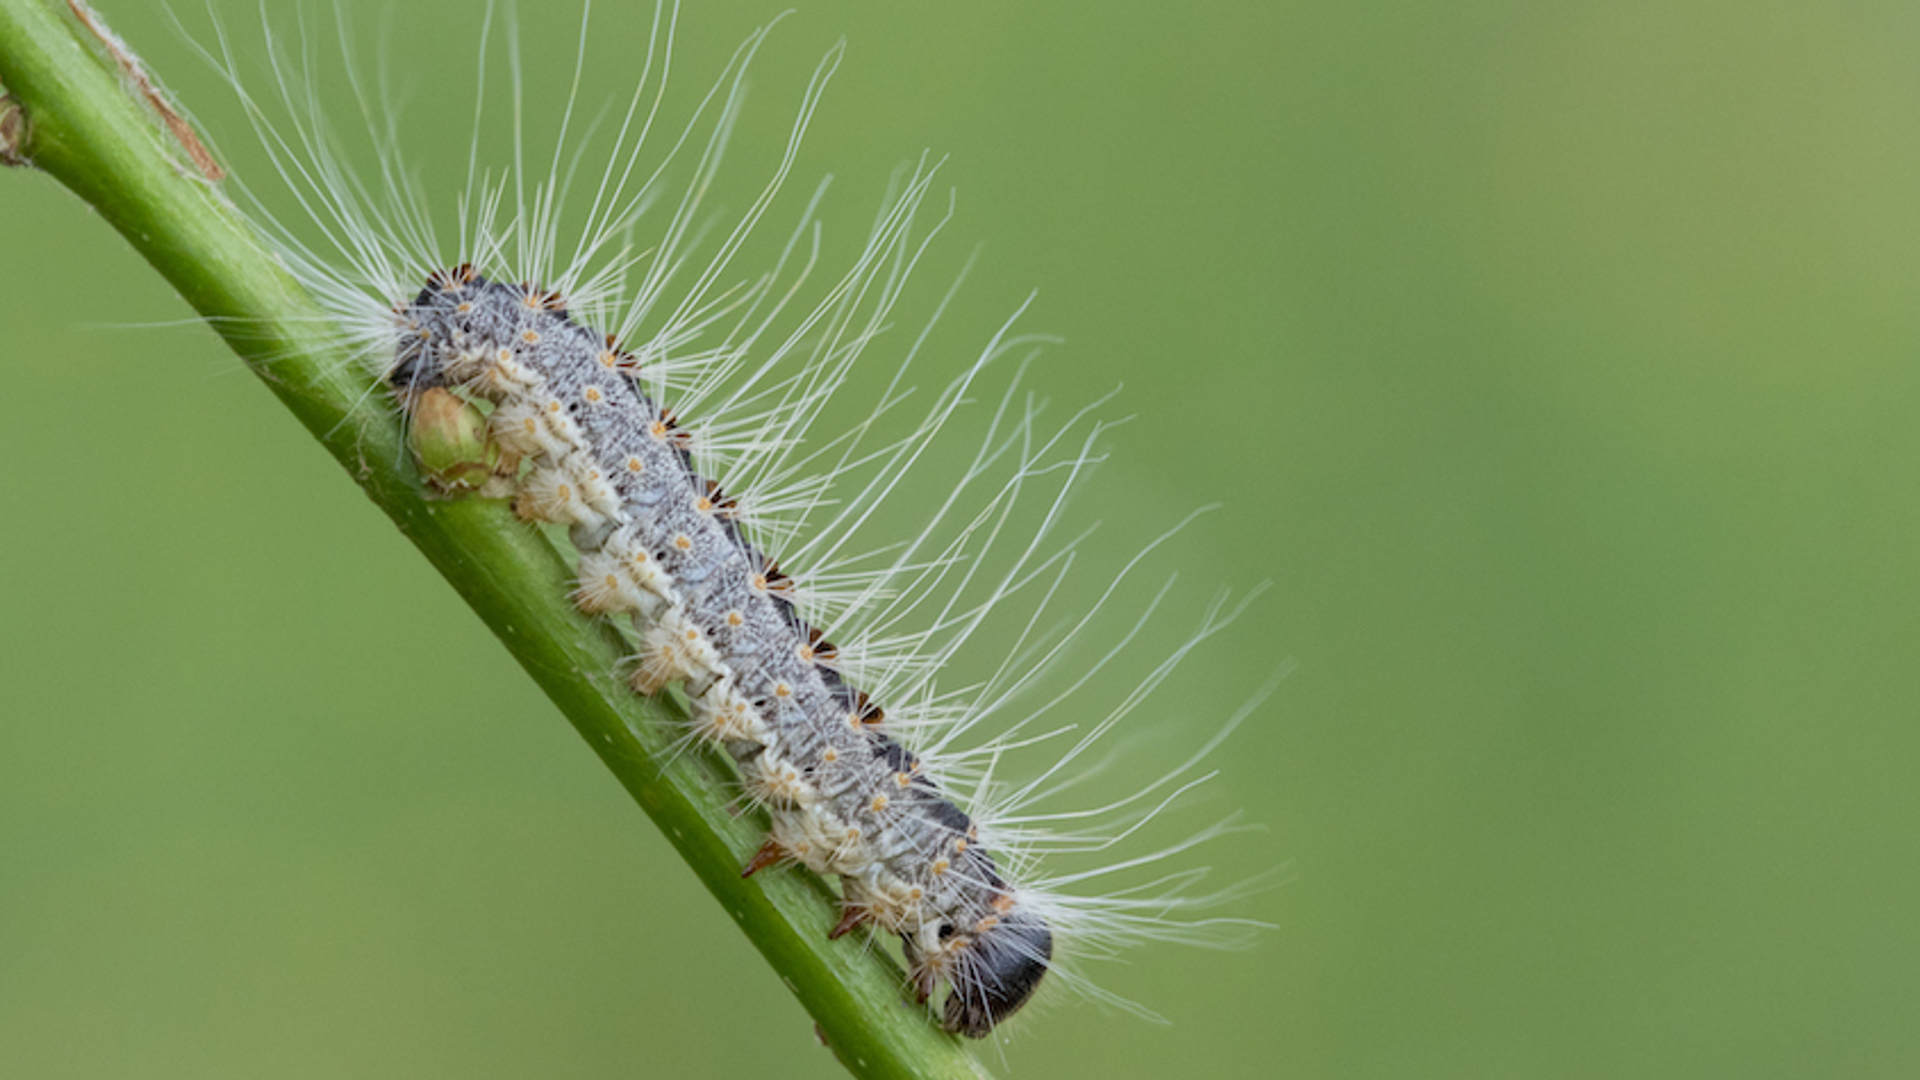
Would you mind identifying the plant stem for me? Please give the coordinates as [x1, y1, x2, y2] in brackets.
[0, 3, 986, 1076]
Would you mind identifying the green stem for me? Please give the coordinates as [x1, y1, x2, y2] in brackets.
[0, 3, 985, 1077]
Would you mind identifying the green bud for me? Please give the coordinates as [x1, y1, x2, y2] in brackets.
[408, 387, 505, 495]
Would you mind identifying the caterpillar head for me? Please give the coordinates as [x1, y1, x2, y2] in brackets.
[912, 896, 1054, 1038]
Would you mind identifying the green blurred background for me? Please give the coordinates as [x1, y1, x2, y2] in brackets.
[5, 1, 1918, 1076]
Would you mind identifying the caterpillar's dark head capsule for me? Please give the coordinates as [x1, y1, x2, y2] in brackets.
[938, 900, 1054, 1038]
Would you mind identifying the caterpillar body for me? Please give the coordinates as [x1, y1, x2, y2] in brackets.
[394, 267, 1050, 1034]
[176, 0, 1271, 1047]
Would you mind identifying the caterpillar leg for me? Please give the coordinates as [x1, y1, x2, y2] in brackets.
[828, 902, 871, 940]
[740, 837, 791, 878]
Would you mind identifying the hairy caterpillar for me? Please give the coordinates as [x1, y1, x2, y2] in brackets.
[1, 0, 1278, 1063]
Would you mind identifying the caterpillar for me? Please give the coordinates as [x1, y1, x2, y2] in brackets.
[395, 262, 1067, 1036]
[3, 0, 1276, 1060]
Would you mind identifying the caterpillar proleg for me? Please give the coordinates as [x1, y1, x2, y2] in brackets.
[1, 0, 1278, 1063]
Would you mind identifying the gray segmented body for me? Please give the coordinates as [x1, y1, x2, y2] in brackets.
[392, 269, 1051, 1036]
